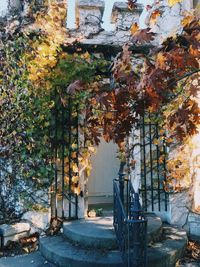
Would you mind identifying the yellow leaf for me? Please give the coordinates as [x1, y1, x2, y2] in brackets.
[105, 112, 113, 119]
[64, 157, 69, 163]
[81, 52, 90, 60]
[156, 53, 166, 69]
[74, 186, 81, 195]
[130, 23, 139, 35]
[72, 176, 79, 183]
[85, 165, 92, 177]
[71, 143, 77, 150]
[64, 176, 69, 183]
[167, 0, 183, 7]
[64, 166, 69, 173]
[153, 139, 159, 145]
[88, 146, 96, 153]
[181, 14, 194, 27]
[72, 163, 79, 173]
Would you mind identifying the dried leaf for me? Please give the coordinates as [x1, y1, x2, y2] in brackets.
[131, 28, 156, 44]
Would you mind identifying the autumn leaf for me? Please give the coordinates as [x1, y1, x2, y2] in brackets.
[71, 152, 77, 159]
[149, 10, 161, 26]
[105, 112, 114, 119]
[72, 176, 79, 183]
[156, 52, 167, 69]
[159, 130, 165, 135]
[181, 14, 194, 27]
[72, 163, 79, 173]
[153, 139, 159, 145]
[65, 176, 69, 183]
[74, 186, 81, 195]
[131, 28, 156, 44]
[167, 0, 183, 7]
[159, 155, 165, 164]
[130, 23, 139, 35]
[71, 143, 78, 150]
[128, 0, 137, 10]
[166, 137, 173, 144]
[188, 74, 200, 97]
[66, 80, 84, 95]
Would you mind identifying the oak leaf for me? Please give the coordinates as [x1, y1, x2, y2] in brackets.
[131, 28, 156, 44]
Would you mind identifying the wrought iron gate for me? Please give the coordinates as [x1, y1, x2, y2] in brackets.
[113, 164, 147, 267]
[139, 113, 169, 212]
[50, 96, 79, 220]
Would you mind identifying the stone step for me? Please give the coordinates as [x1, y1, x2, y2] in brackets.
[62, 214, 162, 250]
[40, 225, 187, 267]
[147, 226, 188, 267]
[40, 235, 123, 267]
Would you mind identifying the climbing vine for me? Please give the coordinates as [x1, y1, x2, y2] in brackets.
[0, 0, 200, 219]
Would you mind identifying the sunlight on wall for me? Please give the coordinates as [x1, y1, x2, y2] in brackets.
[66, 0, 152, 31]
[66, 0, 76, 29]
[0, 0, 8, 16]
[192, 125, 200, 212]
[189, 88, 200, 212]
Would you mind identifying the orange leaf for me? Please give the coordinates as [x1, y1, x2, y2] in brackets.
[150, 10, 161, 26]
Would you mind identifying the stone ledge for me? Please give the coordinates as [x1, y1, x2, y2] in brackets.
[0, 222, 30, 237]
[78, 0, 143, 12]
[0, 222, 30, 246]
[78, 0, 104, 9]
[188, 212, 200, 239]
[22, 211, 50, 231]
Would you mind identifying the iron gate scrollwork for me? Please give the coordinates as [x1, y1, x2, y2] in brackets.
[137, 112, 169, 212]
[114, 163, 147, 267]
[50, 95, 79, 220]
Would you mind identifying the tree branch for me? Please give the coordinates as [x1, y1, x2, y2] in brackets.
[168, 68, 200, 88]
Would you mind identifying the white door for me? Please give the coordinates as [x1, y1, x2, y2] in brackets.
[88, 139, 120, 204]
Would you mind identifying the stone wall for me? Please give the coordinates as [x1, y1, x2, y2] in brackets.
[0, 158, 49, 223]
[0, 0, 200, 238]
[67, 0, 194, 46]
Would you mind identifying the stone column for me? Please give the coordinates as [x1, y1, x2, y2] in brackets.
[78, 113, 88, 218]
[66, 0, 77, 29]
[129, 127, 141, 194]
[0, 0, 9, 16]
[0, 0, 22, 17]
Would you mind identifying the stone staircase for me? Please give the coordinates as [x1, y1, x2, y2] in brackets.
[40, 214, 187, 267]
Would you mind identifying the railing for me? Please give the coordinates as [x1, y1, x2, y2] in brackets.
[113, 169, 147, 267]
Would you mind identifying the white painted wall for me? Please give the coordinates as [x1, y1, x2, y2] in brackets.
[88, 139, 120, 202]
